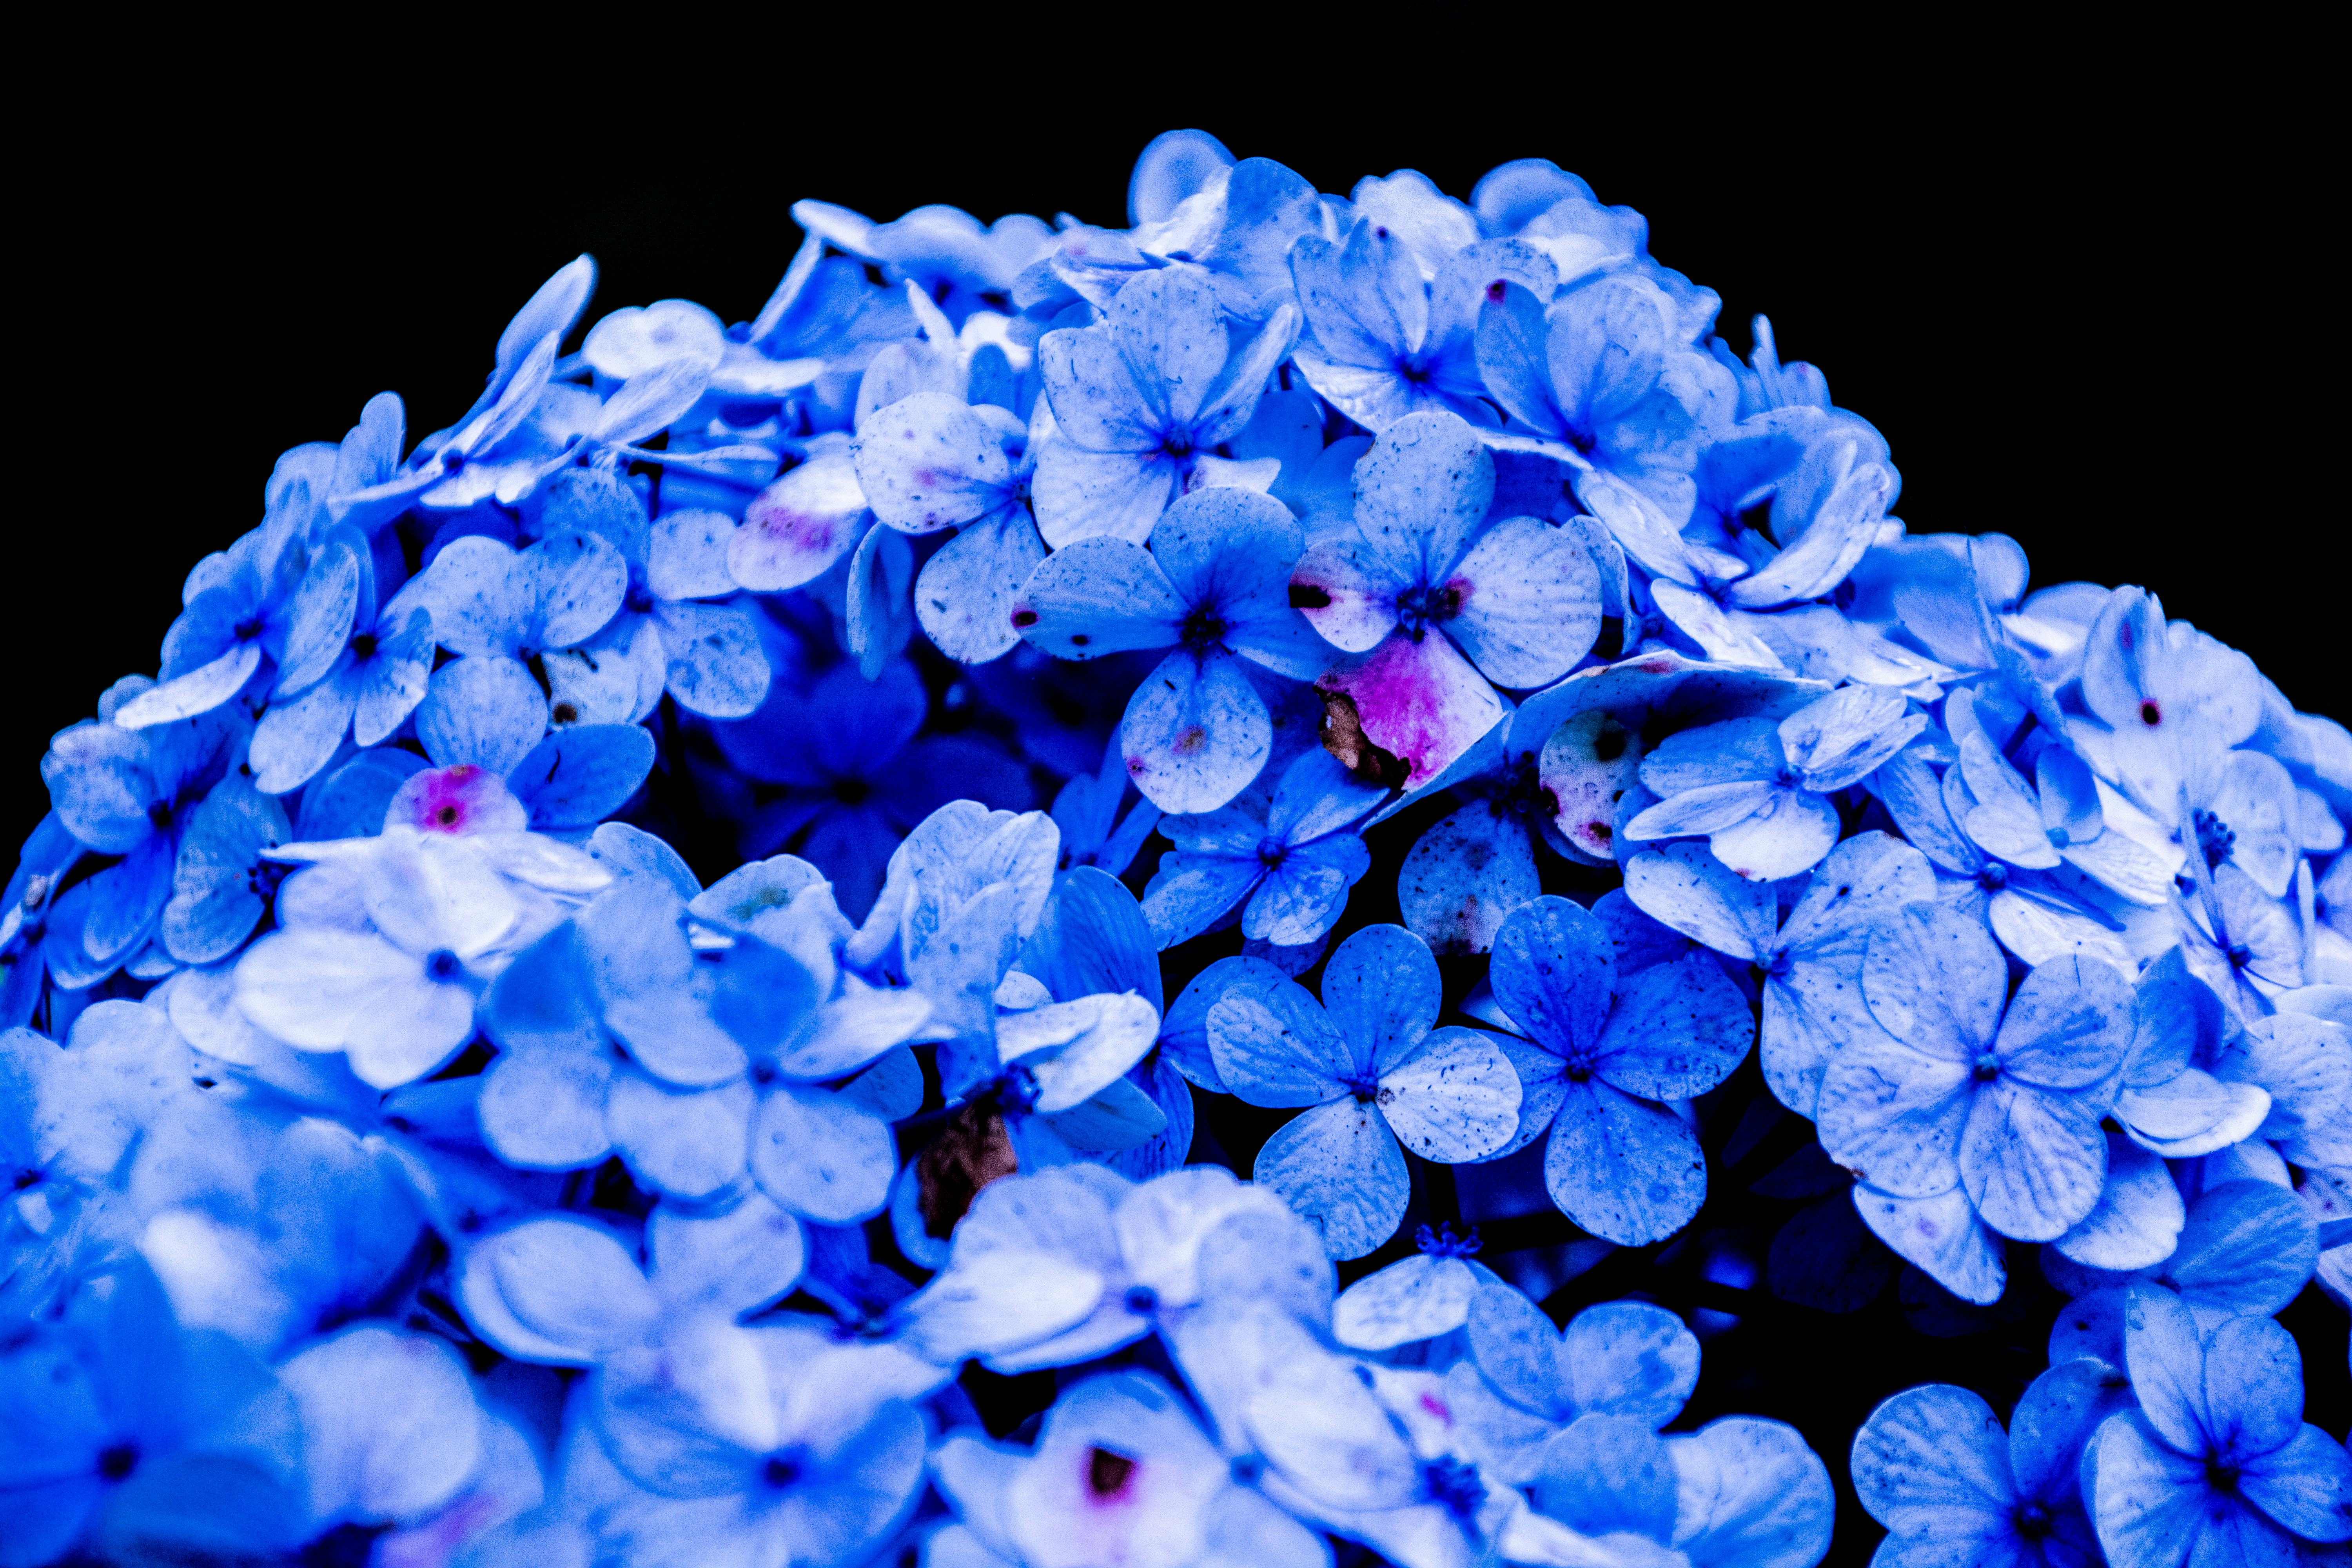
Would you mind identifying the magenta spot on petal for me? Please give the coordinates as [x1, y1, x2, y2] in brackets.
[1317, 633, 1495, 788]
[411, 766, 483, 832]
[1420, 1392, 1455, 1425]
[774, 513, 831, 550]
[388, 764, 526, 838]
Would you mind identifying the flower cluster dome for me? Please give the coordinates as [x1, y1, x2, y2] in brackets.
[2, 129, 2346, 1568]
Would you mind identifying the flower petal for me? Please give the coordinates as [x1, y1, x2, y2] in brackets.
[1543, 1078, 1706, 1246]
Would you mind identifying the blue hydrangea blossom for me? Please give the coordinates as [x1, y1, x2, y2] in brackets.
[1485, 893, 1754, 1244]
[1206, 924, 1519, 1258]
[10, 131, 2352, 1568]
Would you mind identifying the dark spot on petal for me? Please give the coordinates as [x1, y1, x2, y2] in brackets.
[1318, 690, 1410, 789]
[915, 1104, 1019, 1238]
[1087, 1446, 1138, 1499]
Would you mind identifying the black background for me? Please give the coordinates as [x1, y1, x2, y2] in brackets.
[14, 51, 2336, 852]
[13, 38, 2338, 1566]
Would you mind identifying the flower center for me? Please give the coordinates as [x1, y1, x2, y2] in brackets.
[1972, 1051, 2002, 1082]
[995, 1064, 1041, 1114]
[1179, 603, 1229, 655]
[1492, 755, 1556, 822]
[1421, 1455, 1486, 1518]
[762, 1448, 809, 1489]
[1396, 582, 1463, 637]
[425, 949, 464, 983]
[2192, 808, 2236, 871]
[1416, 1221, 1482, 1258]
[98, 1443, 139, 1482]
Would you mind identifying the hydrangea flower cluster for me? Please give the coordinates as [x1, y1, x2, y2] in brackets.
[4, 130, 2347, 1567]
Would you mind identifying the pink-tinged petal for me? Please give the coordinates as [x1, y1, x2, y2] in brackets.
[730, 449, 867, 591]
[850, 392, 1014, 535]
[1316, 631, 1505, 792]
[916, 509, 1047, 666]
[387, 766, 529, 838]
[1539, 709, 1646, 862]
[1121, 650, 1271, 814]
[1289, 537, 1405, 654]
